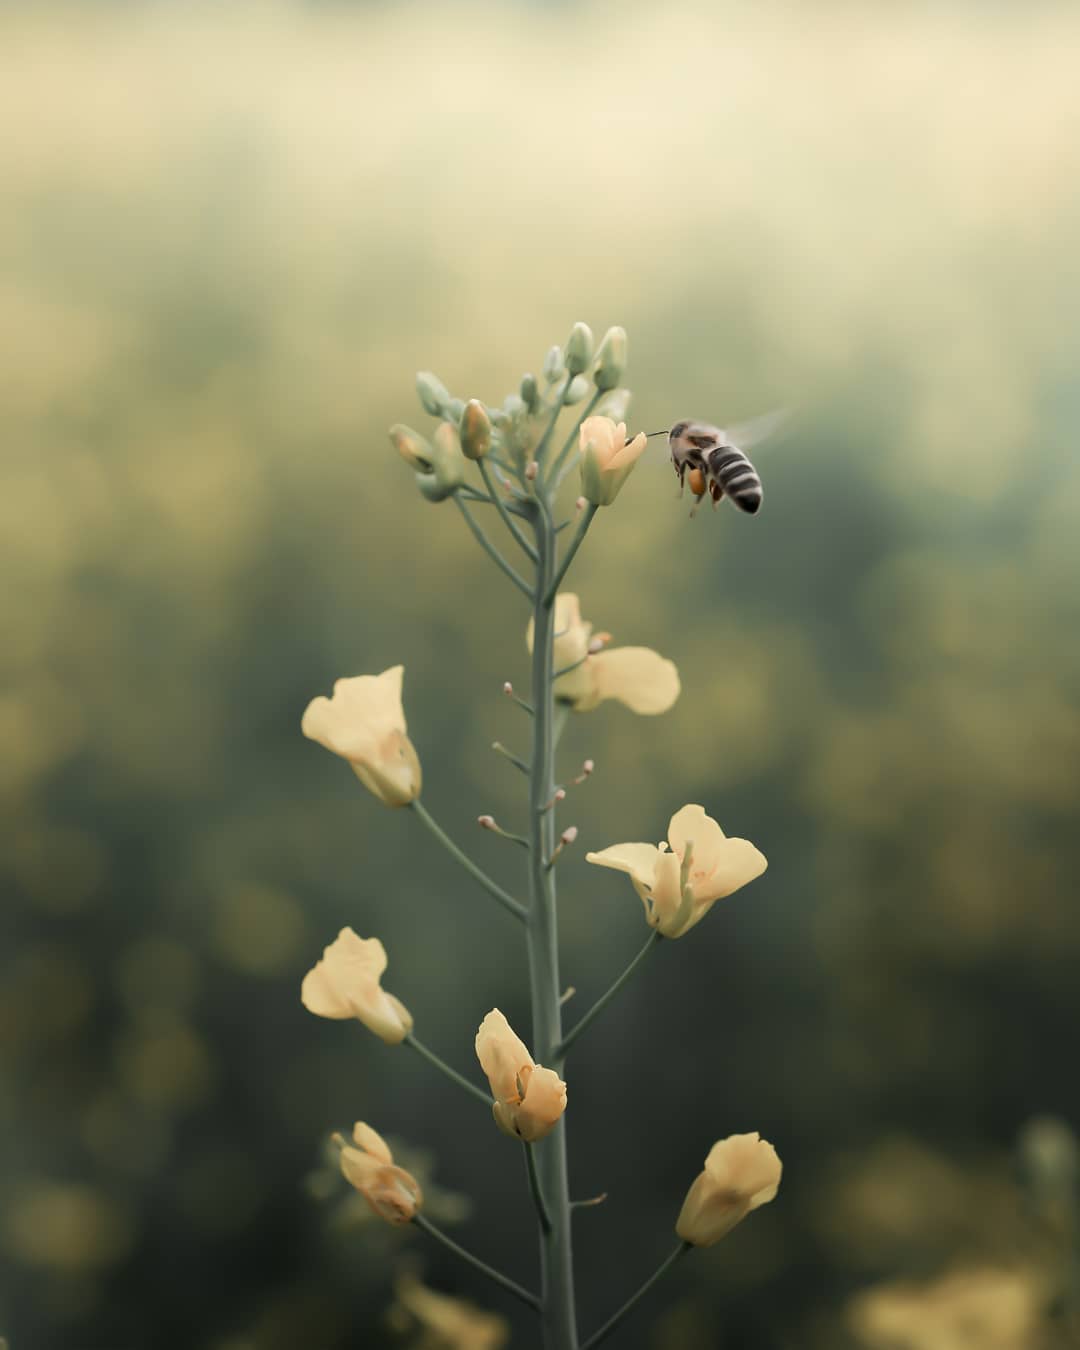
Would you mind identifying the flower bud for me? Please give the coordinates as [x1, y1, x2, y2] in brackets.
[543, 345, 565, 383]
[564, 322, 594, 376]
[593, 326, 627, 391]
[417, 422, 466, 501]
[519, 373, 539, 412]
[389, 424, 433, 472]
[594, 387, 632, 422]
[337, 1123, 423, 1225]
[565, 375, 591, 405]
[503, 392, 526, 418]
[416, 371, 450, 417]
[447, 396, 466, 424]
[475, 1010, 567, 1142]
[676, 1133, 782, 1246]
[459, 400, 493, 460]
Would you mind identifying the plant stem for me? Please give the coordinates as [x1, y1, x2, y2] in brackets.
[534, 375, 573, 470]
[555, 931, 662, 1058]
[546, 389, 602, 486]
[409, 799, 527, 923]
[524, 1141, 553, 1233]
[546, 503, 598, 603]
[580, 1243, 691, 1350]
[412, 1213, 541, 1311]
[454, 494, 534, 600]
[526, 495, 579, 1349]
[404, 1033, 492, 1107]
[480, 459, 539, 560]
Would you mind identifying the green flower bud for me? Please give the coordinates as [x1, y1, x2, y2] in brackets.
[503, 393, 527, 418]
[416, 371, 449, 417]
[447, 397, 466, 424]
[542, 346, 565, 383]
[459, 399, 493, 460]
[389, 424, 433, 472]
[564, 375, 591, 405]
[520, 373, 539, 412]
[415, 422, 466, 501]
[595, 387, 632, 422]
[593, 326, 627, 391]
[565, 322, 594, 376]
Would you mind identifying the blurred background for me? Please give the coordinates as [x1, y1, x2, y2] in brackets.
[2, 1, 1079, 1347]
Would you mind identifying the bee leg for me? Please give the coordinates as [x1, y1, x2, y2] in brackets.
[688, 493, 704, 519]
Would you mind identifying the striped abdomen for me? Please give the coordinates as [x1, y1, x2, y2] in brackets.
[705, 445, 763, 515]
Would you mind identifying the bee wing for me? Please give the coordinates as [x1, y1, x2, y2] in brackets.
[724, 407, 790, 451]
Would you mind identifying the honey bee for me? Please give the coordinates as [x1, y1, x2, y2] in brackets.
[650, 411, 788, 517]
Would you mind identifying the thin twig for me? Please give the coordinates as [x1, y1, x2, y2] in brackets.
[412, 1213, 541, 1311]
[479, 458, 539, 560]
[409, 799, 527, 923]
[453, 494, 534, 600]
[404, 1033, 491, 1107]
[524, 1142, 553, 1233]
[581, 1242, 692, 1350]
[556, 931, 662, 1058]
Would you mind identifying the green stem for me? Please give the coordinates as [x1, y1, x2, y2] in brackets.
[555, 931, 662, 1058]
[546, 503, 598, 603]
[524, 1141, 553, 1233]
[480, 458, 539, 560]
[409, 799, 527, 923]
[546, 389, 602, 486]
[412, 1213, 541, 1311]
[534, 374, 573, 470]
[581, 1243, 692, 1350]
[404, 1033, 491, 1107]
[526, 500, 579, 1349]
[453, 494, 534, 600]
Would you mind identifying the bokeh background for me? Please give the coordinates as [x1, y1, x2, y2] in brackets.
[2, 2, 1079, 1347]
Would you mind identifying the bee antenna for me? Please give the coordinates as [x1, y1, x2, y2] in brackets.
[642, 430, 668, 438]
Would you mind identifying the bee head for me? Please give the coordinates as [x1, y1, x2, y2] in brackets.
[668, 420, 690, 441]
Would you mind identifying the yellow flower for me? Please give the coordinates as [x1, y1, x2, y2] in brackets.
[586, 804, 766, 938]
[474, 1009, 567, 1142]
[676, 1133, 782, 1246]
[579, 416, 648, 505]
[526, 594, 680, 715]
[393, 1273, 509, 1350]
[336, 1122, 423, 1225]
[848, 1267, 1044, 1350]
[301, 665, 422, 807]
[300, 927, 413, 1044]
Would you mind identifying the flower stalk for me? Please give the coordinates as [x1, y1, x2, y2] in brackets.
[556, 931, 662, 1058]
[409, 798, 527, 923]
[412, 1213, 541, 1312]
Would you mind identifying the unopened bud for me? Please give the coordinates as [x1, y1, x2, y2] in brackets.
[447, 397, 466, 424]
[525, 461, 539, 482]
[543, 346, 565, 383]
[565, 374, 591, 405]
[460, 399, 493, 460]
[595, 387, 632, 422]
[582, 759, 594, 776]
[575, 496, 588, 513]
[520, 373, 539, 412]
[560, 826, 578, 846]
[478, 815, 496, 830]
[416, 371, 450, 417]
[503, 392, 526, 418]
[593, 326, 627, 391]
[554, 788, 567, 803]
[503, 682, 513, 696]
[565, 322, 594, 376]
[416, 421, 466, 501]
[389, 424, 432, 472]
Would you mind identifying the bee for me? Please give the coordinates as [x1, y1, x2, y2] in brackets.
[648, 411, 788, 517]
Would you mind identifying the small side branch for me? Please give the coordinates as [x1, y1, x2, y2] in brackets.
[546, 502, 598, 604]
[524, 1142, 553, 1233]
[479, 459, 539, 560]
[453, 494, 534, 600]
[404, 1033, 491, 1107]
[412, 1213, 541, 1312]
[581, 1242, 691, 1350]
[555, 931, 662, 1058]
[546, 388, 602, 484]
[409, 799, 527, 923]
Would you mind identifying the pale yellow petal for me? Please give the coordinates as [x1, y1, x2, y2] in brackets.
[667, 805, 725, 864]
[475, 1009, 533, 1104]
[585, 842, 660, 890]
[648, 849, 687, 935]
[300, 963, 354, 1018]
[704, 1133, 783, 1203]
[579, 416, 619, 467]
[351, 1121, 393, 1163]
[515, 1066, 568, 1142]
[609, 430, 648, 471]
[588, 648, 680, 715]
[696, 838, 768, 903]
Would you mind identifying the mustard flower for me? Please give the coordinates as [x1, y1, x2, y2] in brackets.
[586, 804, 766, 938]
[393, 1273, 509, 1350]
[526, 593, 680, 715]
[337, 1122, 423, 1225]
[474, 1009, 567, 1142]
[579, 416, 648, 506]
[301, 927, 413, 1044]
[301, 665, 422, 807]
[676, 1133, 782, 1246]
